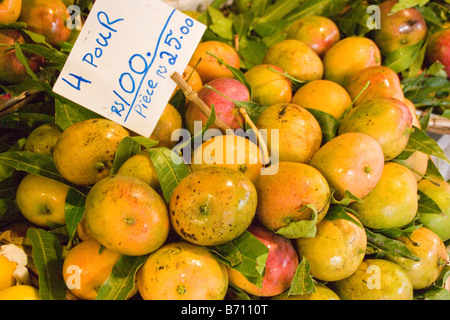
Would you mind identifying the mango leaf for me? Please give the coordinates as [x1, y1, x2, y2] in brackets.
[389, 0, 430, 14]
[0, 113, 55, 132]
[208, 231, 269, 287]
[148, 147, 191, 203]
[110, 137, 142, 176]
[404, 126, 450, 164]
[330, 189, 364, 207]
[288, 258, 316, 296]
[377, 224, 423, 239]
[238, 36, 267, 69]
[207, 6, 234, 40]
[324, 205, 363, 229]
[300, 108, 339, 144]
[54, 98, 100, 131]
[424, 158, 445, 181]
[96, 255, 147, 300]
[17, 43, 67, 66]
[276, 206, 318, 239]
[255, 0, 301, 24]
[287, 0, 350, 21]
[365, 229, 420, 261]
[384, 40, 424, 73]
[418, 190, 444, 216]
[415, 285, 450, 300]
[0, 151, 64, 183]
[64, 188, 86, 240]
[26, 228, 67, 300]
[21, 29, 53, 48]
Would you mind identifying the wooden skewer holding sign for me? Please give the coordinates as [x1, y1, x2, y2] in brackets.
[170, 72, 231, 132]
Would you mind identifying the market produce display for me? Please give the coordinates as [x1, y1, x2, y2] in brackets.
[0, 0, 450, 302]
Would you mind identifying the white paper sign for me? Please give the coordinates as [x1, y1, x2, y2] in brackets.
[53, 0, 206, 137]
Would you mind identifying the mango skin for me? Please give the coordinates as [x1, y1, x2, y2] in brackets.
[338, 97, 413, 161]
[346, 66, 404, 106]
[137, 241, 228, 300]
[333, 259, 414, 300]
[323, 36, 381, 88]
[272, 284, 340, 300]
[84, 175, 170, 256]
[374, 0, 427, 55]
[386, 227, 448, 290]
[286, 15, 340, 58]
[417, 179, 450, 242]
[350, 162, 418, 230]
[169, 167, 257, 246]
[296, 213, 367, 282]
[309, 132, 385, 201]
[256, 103, 322, 164]
[24, 124, 61, 156]
[262, 39, 323, 82]
[254, 162, 331, 231]
[53, 119, 129, 186]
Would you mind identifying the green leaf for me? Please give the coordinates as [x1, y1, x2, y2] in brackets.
[148, 147, 191, 203]
[330, 189, 364, 207]
[208, 231, 269, 287]
[276, 207, 318, 239]
[384, 40, 424, 73]
[256, 0, 301, 24]
[0, 113, 55, 132]
[26, 228, 67, 300]
[389, 0, 430, 14]
[233, 10, 255, 39]
[415, 285, 450, 300]
[16, 43, 68, 68]
[418, 189, 444, 216]
[207, 6, 234, 40]
[21, 29, 53, 48]
[404, 126, 450, 164]
[238, 36, 267, 69]
[287, 0, 350, 21]
[64, 188, 86, 240]
[424, 158, 445, 181]
[0, 151, 64, 183]
[324, 205, 363, 229]
[305, 108, 340, 143]
[288, 258, 316, 296]
[377, 224, 422, 239]
[96, 255, 147, 300]
[54, 98, 100, 131]
[365, 229, 421, 261]
[110, 137, 142, 176]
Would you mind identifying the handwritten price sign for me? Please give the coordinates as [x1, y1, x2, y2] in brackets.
[53, 0, 206, 137]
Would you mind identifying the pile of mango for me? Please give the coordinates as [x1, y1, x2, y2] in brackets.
[0, 0, 449, 301]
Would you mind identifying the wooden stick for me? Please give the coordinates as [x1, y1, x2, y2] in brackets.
[170, 72, 231, 133]
[239, 107, 270, 165]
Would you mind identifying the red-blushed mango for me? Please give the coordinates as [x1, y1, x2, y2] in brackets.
[254, 162, 331, 231]
[137, 241, 228, 300]
[346, 66, 404, 106]
[309, 132, 385, 201]
[244, 64, 292, 106]
[426, 28, 450, 77]
[291, 79, 352, 120]
[386, 227, 448, 290]
[296, 212, 366, 282]
[256, 103, 322, 164]
[338, 97, 413, 160]
[349, 162, 418, 229]
[190, 134, 264, 183]
[169, 167, 257, 246]
[227, 223, 299, 297]
[333, 259, 413, 300]
[262, 39, 323, 82]
[286, 15, 340, 58]
[189, 40, 240, 84]
[374, 0, 427, 55]
[185, 78, 250, 134]
[323, 36, 381, 88]
[417, 178, 450, 242]
[84, 175, 170, 256]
